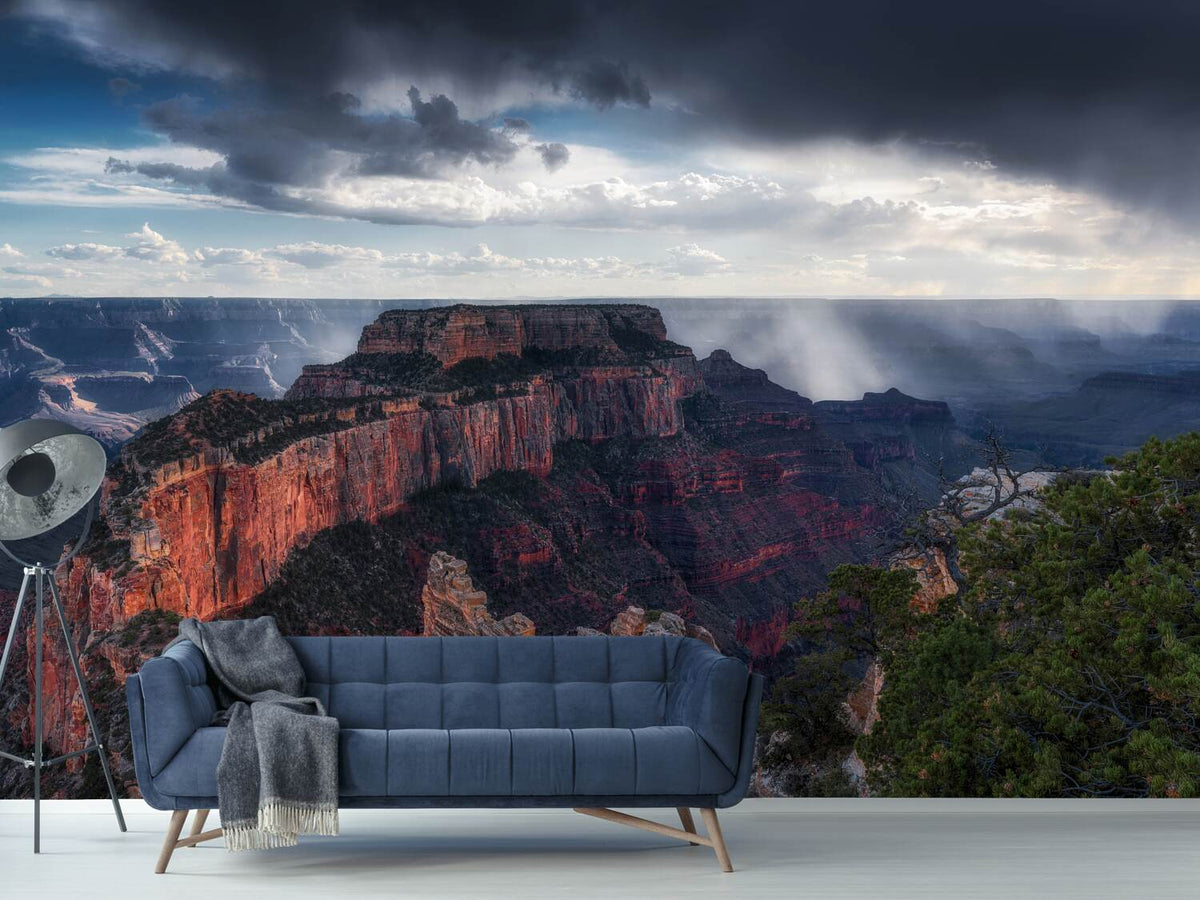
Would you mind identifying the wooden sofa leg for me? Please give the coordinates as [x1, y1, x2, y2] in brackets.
[699, 808, 733, 873]
[574, 807, 734, 871]
[156, 810, 187, 874]
[677, 807, 701, 845]
[156, 809, 225, 873]
[188, 809, 210, 845]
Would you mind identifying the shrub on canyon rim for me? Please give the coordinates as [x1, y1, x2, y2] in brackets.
[773, 433, 1200, 798]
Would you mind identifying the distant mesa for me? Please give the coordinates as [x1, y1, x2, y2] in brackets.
[288, 303, 699, 400]
[0, 369, 198, 447]
[208, 363, 284, 398]
[813, 388, 962, 472]
[814, 387, 954, 424]
[698, 348, 813, 412]
[981, 367, 1200, 467]
[355, 303, 677, 366]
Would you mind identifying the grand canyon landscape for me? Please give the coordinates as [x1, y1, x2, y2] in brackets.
[2, 296, 1199, 800]
[7, 4, 1200, 898]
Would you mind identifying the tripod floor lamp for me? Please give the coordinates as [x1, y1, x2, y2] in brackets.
[0, 419, 127, 851]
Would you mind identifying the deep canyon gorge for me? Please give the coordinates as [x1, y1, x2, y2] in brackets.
[6, 297, 1200, 800]
[1, 301, 969, 800]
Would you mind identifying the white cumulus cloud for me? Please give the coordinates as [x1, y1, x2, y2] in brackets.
[45, 242, 125, 261]
[265, 242, 387, 269]
[194, 246, 264, 267]
[45, 224, 188, 265]
[122, 223, 189, 264]
[663, 243, 731, 276]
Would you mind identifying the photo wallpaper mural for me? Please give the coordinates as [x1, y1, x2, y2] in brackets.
[2, 1, 1199, 804]
[2, 297, 1198, 802]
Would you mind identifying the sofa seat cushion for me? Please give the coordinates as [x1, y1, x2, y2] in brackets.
[153, 725, 735, 799]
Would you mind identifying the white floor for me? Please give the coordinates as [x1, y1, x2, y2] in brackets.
[1, 799, 1197, 899]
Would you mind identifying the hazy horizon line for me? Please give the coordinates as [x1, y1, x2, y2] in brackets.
[7, 294, 1200, 304]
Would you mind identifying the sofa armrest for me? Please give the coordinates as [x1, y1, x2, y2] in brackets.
[718, 671, 763, 807]
[666, 638, 751, 774]
[129, 640, 216, 778]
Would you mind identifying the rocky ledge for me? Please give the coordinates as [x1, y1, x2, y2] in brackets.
[422, 551, 535, 637]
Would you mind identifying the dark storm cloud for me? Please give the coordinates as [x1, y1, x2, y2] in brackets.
[567, 61, 649, 109]
[141, 90, 516, 183]
[104, 87, 520, 212]
[19, 0, 1200, 220]
[400, 87, 518, 171]
[103, 157, 134, 175]
[105, 153, 316, 214]
[106, 156, 211, 186]
[536, 142, 570, 173]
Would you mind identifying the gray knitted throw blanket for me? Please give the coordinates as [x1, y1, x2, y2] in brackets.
[177, 616, 339, 851]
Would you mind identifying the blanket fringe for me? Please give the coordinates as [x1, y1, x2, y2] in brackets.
[223, 803, 339, 852]
[259, 800, 340, 838]
[223, 821, 297, 852]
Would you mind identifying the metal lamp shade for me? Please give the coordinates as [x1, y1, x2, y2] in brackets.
[0, 420, 106, 541]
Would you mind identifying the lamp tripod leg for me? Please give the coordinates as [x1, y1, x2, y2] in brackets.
[0, 570, 30, 688]
[34, 568, 43, 854]
[46, 574, 127, 832]
[0, 573, 33, 843]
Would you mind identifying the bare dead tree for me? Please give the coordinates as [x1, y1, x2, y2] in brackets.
[938, 422, 1055, 525]
[868, 425, 1067, 595]
[893, 424, 1067, 592]
[867, 477, 926, 558]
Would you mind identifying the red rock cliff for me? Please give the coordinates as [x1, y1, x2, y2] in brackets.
[66, 305, 701, 629]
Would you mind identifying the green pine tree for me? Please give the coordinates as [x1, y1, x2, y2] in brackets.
[766, 433, 1200, 798]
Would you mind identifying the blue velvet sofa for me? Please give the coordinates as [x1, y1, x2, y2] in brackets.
[127, 634, 763, 873]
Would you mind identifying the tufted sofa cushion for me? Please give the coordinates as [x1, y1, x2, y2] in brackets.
[288, 635, 679, 731]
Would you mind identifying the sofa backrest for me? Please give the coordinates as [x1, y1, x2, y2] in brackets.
[286, 634, 686, 731]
